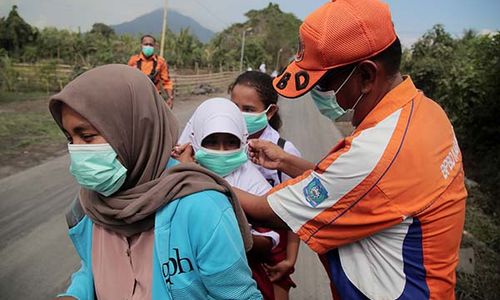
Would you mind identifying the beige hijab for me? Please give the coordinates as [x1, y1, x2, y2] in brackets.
[49, 64, 252, 250]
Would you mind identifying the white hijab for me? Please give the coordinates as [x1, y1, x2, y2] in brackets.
[179, 97, 271, 196]
[179, 98, 248, 152]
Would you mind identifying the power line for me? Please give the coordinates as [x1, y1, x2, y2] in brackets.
[190, 0, 231, 29]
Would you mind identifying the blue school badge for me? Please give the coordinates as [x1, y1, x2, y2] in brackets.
[303, 177, 329, 207]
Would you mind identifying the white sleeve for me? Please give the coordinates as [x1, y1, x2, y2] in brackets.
[250, 228, 280, 249]
[230, 162, 272, 196]
[281, 140, 302, 182]
[284, 140, 302, 158]
[244, 163, 272, 196]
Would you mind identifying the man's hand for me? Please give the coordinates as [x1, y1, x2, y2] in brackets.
[233, 187, 289, 229]
[171, 143, 194, 163]
[263, 259, 294, 282]
[248, 139, 287, 170]
[249, 139, 315, 178]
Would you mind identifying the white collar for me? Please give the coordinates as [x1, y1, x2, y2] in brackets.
[258, 125, 280, 144]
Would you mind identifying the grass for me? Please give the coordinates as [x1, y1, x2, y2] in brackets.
[0, 91, 50, 104]
[456, 184, 500, 300]
[0, 111, 64, 153]
[0, 92, 67, 178]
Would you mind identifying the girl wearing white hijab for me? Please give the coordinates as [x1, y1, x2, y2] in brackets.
[177, 98, 279, 299]
[178, 98, 270, 195]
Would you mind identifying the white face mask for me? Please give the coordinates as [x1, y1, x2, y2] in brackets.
[241, 106, 272, 134]
[335, 93, 365, 123]
[313, 65, 365, 124]
[68, 143, 127, 196]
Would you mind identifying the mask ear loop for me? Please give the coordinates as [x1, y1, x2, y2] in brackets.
[243, 143, 250, 158]
[335, 92, 366, 124]
[241, 134, 248, 150]
[334, 65, 358, 94]
[351, 92, 365, 110]
[242, 105, 272, 117]
[263, 104, 277, 122]
[259, 105, 272, 115]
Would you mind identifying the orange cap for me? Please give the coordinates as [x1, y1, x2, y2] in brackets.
[273, 0, 397, 98]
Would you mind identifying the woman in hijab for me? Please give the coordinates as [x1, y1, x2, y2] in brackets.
[50, 65, 261, 300]
[176, 98, 278, 300]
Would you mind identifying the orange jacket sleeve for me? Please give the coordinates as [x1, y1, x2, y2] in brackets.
[159, 59, 173, 91]
[127, 55, 137, 67]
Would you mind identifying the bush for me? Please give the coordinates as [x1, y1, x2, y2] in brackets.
[403, 25, 500, 216]
[0, 54, 19, 91]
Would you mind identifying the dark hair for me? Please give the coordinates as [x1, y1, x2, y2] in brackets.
[229, 71, 282, 131]
[371, 37, 402, 76]
[140, 34, 156, 43]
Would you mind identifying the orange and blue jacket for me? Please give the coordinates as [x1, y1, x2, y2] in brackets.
[128, 53, 173, 93]
[268, 77, 467, 299]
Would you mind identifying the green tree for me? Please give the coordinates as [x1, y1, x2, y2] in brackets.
[242, 38, 268, 69]
[0, 54, 19, 91]
[35, 27, 77, 62]
[173, 28, 203, 68]
[206, 3, 301, 71]
[90, 23, 115, 39]
[0, 5, 38, 55]
[245, 3, 301, 70]
[403, 25, 500, 214]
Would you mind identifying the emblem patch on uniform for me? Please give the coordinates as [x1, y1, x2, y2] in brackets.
[303, 177, 329, 207]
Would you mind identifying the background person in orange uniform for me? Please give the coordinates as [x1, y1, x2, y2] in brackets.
[128, 34, 174, 108]
[234, 0, 467, 299]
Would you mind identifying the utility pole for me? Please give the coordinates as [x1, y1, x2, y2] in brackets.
[239, 27, 252, 72]
[275, 48, 283, 71]
[160, 0, 168, 57]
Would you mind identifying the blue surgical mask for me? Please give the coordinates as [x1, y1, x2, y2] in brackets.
[311, 66, 364, 123]
[310, 87, 346, 121]
[242, 106, 271, 134]
[68, 143, 127, 196]
[142, 45, 154, 57]
[194, 147, 248, 177]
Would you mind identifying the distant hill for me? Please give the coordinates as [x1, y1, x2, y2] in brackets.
[112, 9, 214, 43]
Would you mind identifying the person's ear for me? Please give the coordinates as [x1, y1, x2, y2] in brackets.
[266, 104, 279, 121]
[357, 60, 378, 94]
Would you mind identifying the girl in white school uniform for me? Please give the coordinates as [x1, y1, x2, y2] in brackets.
[177, 98, 279, 300]
[229, 71, 301, 300]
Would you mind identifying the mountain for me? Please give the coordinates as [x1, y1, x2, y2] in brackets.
[112, 9, 214, 43]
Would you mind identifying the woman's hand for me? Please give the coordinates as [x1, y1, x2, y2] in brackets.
[166, 96, 174, 109]
[171, 143, 195, 163]
[248, 139, 287, 170]
[263, 259, 294, 282]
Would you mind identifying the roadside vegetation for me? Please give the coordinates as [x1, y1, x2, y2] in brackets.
[402, 25, 499, 299]
[0, 95, 66, 177]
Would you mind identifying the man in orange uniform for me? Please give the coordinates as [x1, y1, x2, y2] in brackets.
[128, 34, 174, 108]
[235, 0, 467, 299]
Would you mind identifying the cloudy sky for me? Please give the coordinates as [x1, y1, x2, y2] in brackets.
[1, 0, 499, 46]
